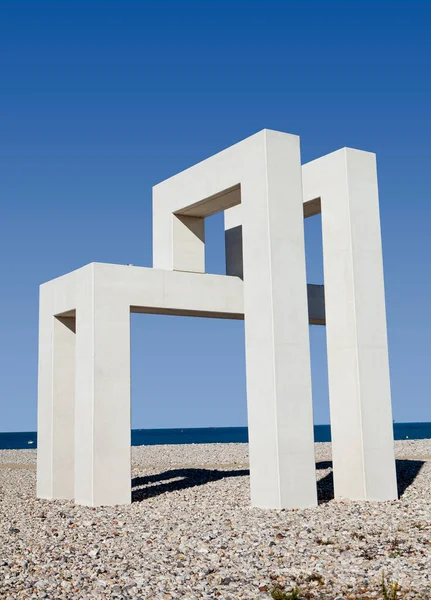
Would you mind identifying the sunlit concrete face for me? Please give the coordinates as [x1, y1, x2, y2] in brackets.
[37, 130, 397, 508]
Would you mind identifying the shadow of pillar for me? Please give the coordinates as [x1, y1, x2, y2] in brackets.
[131, 468, 250, 502]
[130, 460, 425, 505]
[316, 459, 425, 504]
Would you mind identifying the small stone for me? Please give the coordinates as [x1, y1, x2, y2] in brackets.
[0, 439, 430, 599]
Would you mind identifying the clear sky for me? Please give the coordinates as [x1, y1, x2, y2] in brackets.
[1, 1, 430, 432]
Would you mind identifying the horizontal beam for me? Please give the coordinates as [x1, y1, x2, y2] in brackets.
[44, 263, 325, 325]
[130, 306, 243, 320]
[303, 197, 321, 219]
[175, 184, 241, 218]
[307, 284, 325, 325]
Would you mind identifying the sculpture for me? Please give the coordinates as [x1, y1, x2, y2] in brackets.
[37, 130, 398, 508]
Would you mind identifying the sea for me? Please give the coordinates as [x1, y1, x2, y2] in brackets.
[0, 422, 430, 450]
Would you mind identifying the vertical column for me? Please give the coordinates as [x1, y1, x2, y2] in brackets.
[37, 288, 76, 500]
[242, 130, 317, 509]
[153, 195, 205, 274]
[224, 204, 243, 279]
[75, 266, 131, 506]
[172, 214, 205, 272]
[321, 148, 397, 501]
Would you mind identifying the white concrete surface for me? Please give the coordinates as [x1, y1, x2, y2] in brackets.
[152, 130, 317, 509]
[37, 264, 244, 506]
[37, 270, 78, 501]
[302, 148, 397, 501]
[224, 146, 397, 502]
[37, 129, 397, 509]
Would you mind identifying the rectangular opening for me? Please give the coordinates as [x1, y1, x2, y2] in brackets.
[204, 212, 227, 276]
[130, 313, 247, 431]
[304, 212, 324, 284]
[303, 208, 330, 437]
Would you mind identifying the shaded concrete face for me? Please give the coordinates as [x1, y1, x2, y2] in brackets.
[37, 130, 397, 508]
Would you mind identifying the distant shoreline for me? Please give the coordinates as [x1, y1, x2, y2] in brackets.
[0, 422, 430, 450]
[1, 438, 431, 467]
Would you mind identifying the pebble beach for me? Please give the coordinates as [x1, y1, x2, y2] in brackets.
[0, 440, 430, 599]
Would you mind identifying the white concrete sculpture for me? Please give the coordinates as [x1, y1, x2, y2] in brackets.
[37, 130, 398, 509]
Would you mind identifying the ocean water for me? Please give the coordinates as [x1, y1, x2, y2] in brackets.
[0, 422, 430, 450]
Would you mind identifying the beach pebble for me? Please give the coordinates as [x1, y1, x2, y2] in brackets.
[0, 440, 430, 599]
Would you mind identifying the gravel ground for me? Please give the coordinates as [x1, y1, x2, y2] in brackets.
[0, 440, 430, 599]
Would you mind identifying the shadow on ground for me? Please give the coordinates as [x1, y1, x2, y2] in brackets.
[316, 459, 425, 504]
[132, 468, 249, 502]
[131, 460, 425, 504]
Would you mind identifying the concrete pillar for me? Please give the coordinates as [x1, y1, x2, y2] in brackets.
[242, 131, 317, 509]
[224, 204, 326, 323]
[75, 271, 131, 506]
[37, 290, 76, 500]
[224, 204, 243, 279]
[304, 148, 397, 501]
[172, 214, 205, 273]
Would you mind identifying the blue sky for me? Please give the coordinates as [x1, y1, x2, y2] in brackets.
[1, 1, 430, 431]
